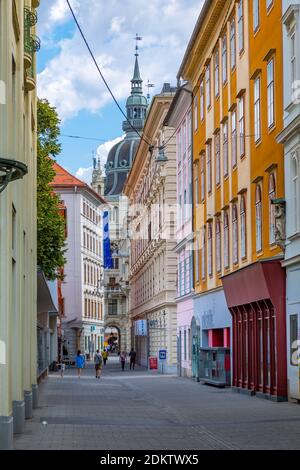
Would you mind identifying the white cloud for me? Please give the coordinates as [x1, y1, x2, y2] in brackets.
[75, 135, 124, 184]
[37, 0, 203, 121]
[76, 166, 93, 184]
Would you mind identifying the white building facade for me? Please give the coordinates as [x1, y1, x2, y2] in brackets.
[278, 0, 300, 401]
[52, 162, 106, 361]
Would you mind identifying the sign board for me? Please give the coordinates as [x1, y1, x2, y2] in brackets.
[159, 349, 167, 360]
[149, 357, 158, 370]
[134, 319, 148, 336]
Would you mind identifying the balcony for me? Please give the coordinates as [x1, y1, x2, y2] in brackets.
[24, 8, 37, 69]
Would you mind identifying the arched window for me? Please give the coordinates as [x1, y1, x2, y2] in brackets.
[224, 211, 229, 268]
[232, 204, 238, 264]
[216, 218, 221, 272]
[268, 173, 276, 244]
[201, 226, 206, 280]
[255, 184, 262, 252]
[208, 223, 213, 276]
[240, 196, 246, 259]
[292, 152, 300, 234]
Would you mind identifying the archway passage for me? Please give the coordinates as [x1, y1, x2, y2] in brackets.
[104, 326, 120, 354]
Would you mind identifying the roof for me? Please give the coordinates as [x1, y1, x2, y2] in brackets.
[176, 0, 211, 80]
[50, 160, 107, 205]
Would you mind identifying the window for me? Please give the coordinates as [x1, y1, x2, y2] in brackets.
[195, 176, 199, 205]
[254, 77, 261, 142]
[291, 31, 296, 92]
[290, 314, 298, 366]
[201, 153, 205, 201]
[230, 18, 236, 70]
[224, 211, 229, 268]
[223, 121, 228, 176]
[239, 96, 245, 157]
[108, 299, 118, 315]
[255, 185, 262, 252]
[267, 58, 275, 128]
[195, 240, 199, 283]
[201, 226, 206, 279]
[194, 96, 198, 131]
[238, 0, 244, 53]
[232, 204, 238, 264]
[266, 0, 273, 11]
[222, 36, 227, 84]
[269, 174, 276, 244]
[231, 109, 237, 167]
[216, 218, 221, 273]
[206, 64, 211, 109]
[208, 223, 213, 276]
[214, 49, 219, 97]
[200, 79, 204, 121]
[292, 152, 300, 233]
[207, 142, 212, 193]
[215, 131, 221, 185]
[240, 196, 246, 259]
[253, 0, 260, 32]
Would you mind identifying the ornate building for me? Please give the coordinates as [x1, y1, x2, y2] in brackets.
[124, 83, 178, 373]
[92, 47, 147, 353]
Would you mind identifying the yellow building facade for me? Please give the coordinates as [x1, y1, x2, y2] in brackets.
[178, 0, 287, 399]
[0, 0, 40, 449]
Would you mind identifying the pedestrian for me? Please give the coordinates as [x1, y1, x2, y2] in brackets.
[76, 350, 85, 379]
[119, 351, 127, 371]
[102, 348, 108, 366]
[60, 360, 66, 378]
[94, 349, 103, 379]
[129, 348, 137, 370]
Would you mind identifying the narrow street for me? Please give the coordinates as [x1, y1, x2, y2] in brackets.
[13, 357, 300, 450]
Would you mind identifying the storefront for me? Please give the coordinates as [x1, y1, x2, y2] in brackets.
[222, 260, 287, 401]
[193, 288, 232, 382]
[284, 258, 300, 401]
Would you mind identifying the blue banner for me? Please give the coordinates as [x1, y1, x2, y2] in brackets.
[103, 211, 113, 269]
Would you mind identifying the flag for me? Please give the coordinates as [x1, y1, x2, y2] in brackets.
[103, 211, 113, 269]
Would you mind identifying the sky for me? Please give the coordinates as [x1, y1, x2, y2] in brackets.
[37, 0, 203, 184]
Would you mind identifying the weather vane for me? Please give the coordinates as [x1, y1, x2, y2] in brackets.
[134, 33, 142, 56]
[147, 80, 155, 103]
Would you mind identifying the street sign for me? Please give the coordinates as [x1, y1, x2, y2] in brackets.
[159, 349, 167, 360]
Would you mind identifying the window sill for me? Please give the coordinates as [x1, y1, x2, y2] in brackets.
[288, 231, 300, 241]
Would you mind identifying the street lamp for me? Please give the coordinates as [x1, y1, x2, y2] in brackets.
[156, 146, 168, 164]
[0, 158, 28, 194]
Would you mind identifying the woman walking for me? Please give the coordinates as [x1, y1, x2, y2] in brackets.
[119, 351, 127, 371]
[76, 350, 85, 379]
[102, 348, 108, 366]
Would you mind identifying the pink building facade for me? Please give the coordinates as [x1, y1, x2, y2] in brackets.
[165, 84, 194, 377]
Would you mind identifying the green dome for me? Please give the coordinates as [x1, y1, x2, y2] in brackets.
[126, 94, 148, 107]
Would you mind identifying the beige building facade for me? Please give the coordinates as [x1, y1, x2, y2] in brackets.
[0, 0, 40, 449]
[124, 84, 178, 373]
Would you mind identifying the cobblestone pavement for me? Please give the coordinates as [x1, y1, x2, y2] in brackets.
[13, 357, 300, 450]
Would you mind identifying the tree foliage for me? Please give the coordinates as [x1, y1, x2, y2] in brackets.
[37, 98, 66, 280]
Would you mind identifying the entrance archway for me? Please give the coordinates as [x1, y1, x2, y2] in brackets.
[104, 326, 121, 354]
[191, 316, 201, 381]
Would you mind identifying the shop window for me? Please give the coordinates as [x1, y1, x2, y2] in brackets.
[290, 314, 299, 366]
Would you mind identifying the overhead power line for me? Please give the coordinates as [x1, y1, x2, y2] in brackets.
[60, 133, 108, 142]
[65, 0, 152, 148]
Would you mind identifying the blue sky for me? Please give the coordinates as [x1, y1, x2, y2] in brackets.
[37, 0, 202, 183]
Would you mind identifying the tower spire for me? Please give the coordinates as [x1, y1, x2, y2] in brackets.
[131, 34, 143, 94]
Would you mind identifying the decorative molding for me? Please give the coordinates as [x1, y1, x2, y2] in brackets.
[263, 48, 276, 62]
